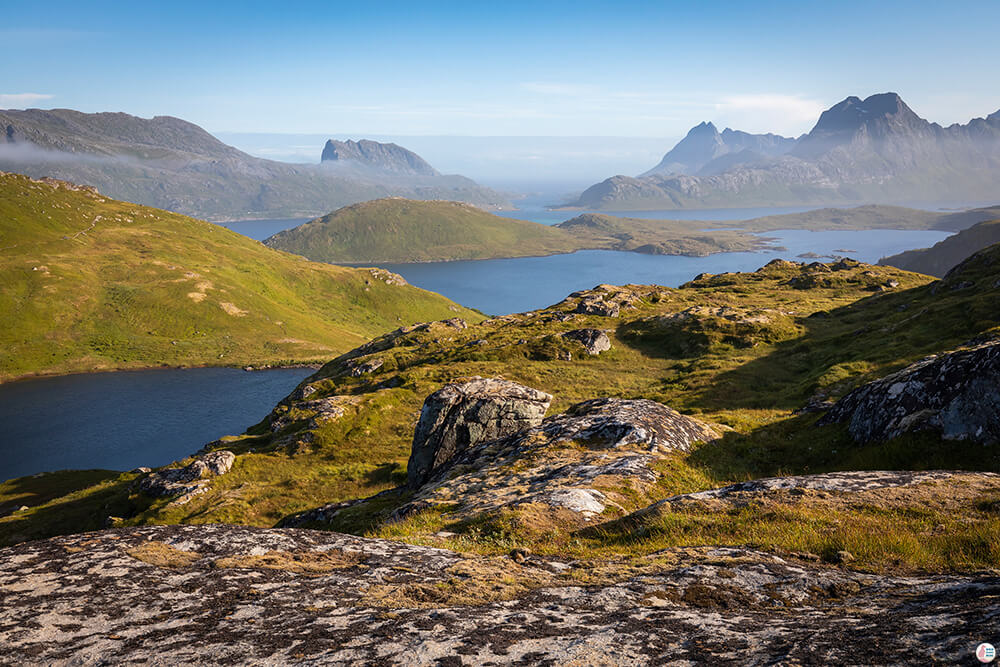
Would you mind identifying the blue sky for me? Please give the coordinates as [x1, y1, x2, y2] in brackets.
[3, 0, 999, 138]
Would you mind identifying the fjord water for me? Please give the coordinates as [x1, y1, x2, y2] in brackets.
[377, 228, 952, 315]
[0, 367, 312, 481]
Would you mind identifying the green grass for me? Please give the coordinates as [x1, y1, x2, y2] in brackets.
[0, 173, 482, 381]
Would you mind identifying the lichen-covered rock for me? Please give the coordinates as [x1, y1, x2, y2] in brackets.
[0, 524, 996, 665]
[549, 398, 720, 453]
[561, 328, 612, 355]
[133, 451, 235, 504]
[819, 340, 1000, 444]
[348, 357, 384, 377]
[269, 395, 359, 432]
[406, 377, 553, 488]
[566, 284, 654, 318]
[393, 398, 720, 522]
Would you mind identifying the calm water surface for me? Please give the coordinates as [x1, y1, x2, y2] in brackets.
[377, 229, 952, 315]
[0, 367, 312, 481]
[215, 217, 310, 240]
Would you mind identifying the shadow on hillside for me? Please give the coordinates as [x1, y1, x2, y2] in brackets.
[0, 472, 132, 547]
[688, 411, 1000, 482]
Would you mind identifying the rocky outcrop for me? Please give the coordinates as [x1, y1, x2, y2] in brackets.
[321, 139, 440, 176]
[395, 397, 720, 522]
[561, 328, 611, 355]
[269, 395, 359, 433]
[406, 378, 553, 488]
[132, 451, 235, 504]
[568, 284, 653, 318]
[1, 524, 996, 665]
[819, 340, 1000, 444]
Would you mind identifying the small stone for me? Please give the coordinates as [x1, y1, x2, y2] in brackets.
[509, 548, 530, 564]
[833, 550, 855, 564]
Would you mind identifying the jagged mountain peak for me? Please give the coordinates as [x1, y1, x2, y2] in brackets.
[641, 120, 794, 177]
[320, 138, 439, 176]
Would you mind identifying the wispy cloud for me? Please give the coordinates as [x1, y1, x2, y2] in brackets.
[0, 92, 54, 109]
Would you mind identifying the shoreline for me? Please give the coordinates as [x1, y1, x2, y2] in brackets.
[0, 360, 323, 387]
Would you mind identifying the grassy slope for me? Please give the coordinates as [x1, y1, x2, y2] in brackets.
[7, 248, 1000, 572]
[0, 173, 481, 381]
[265, 199, 583, 262]
[879, 218, 1000, 277]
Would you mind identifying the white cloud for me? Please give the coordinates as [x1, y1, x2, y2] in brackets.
[713, 94, 826, 135]
[0, 93, 54, 109]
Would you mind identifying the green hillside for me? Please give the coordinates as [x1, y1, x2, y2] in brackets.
[879, 218, 1000, 277]
[0, 173, 481, 381]
[264, 198, 765, 263]
[264, 198, 581, 262]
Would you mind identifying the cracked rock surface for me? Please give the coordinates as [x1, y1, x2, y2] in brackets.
[820, 339, 1000, 444]
[1, 524, 997, 666]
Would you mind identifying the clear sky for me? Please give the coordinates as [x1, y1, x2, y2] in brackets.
[3, 0, 999, 139]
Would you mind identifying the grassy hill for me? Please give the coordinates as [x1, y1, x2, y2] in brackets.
[879, 218, 1000, 277]
[265, 199, 582, 262]
[264, 199, 767, 263]
[0, 173, 481, 382]
[7, 246, 1000, 567]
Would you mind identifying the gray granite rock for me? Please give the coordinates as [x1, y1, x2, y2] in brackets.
[561, 328, 612, 355]
[406, 377, 552, 489]
[132, 451, 235, 504]
[819, 340, 1000, 444]
[0, 524, 996, 665]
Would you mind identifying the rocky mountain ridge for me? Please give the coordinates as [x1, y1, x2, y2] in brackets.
[0, 108, 508, 219]
[641, 121, 796, 177]
[321, 138, 439, 176]
[570, 92, 1000, 210]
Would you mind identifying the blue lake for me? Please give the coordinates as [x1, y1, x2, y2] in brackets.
[0, 367, 312, 481]
[376, 229, 952, 315]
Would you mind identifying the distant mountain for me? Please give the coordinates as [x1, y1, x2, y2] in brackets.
[879, 216, 1000, 277]
[0, 109, 509, 220]
[569, 93, 1000, 210]
[641, 122, 795, 177]
[321, 139, 439, 176]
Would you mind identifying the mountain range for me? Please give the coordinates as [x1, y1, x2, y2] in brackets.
[569, 93, 1000, 210]
[0, 109, 509, 220]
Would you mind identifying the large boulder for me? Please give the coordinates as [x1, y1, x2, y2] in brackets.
[561, 328, 612, 355]
[406, 377, 552, 488]
[819, 340, 1000, 444]
[396, 397, 720, 521]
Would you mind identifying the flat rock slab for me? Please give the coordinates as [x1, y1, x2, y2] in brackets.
[1, 524, 998, 665]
